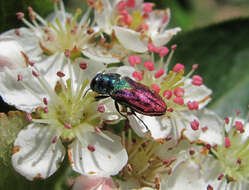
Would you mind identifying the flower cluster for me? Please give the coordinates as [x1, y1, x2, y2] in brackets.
[0, 0, 248, 190]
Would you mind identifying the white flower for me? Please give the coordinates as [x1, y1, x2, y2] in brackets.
[0, 57, 127, 180]
[115, 47, 212, 143]
[165, 110, 249, 190]
[92, 0, 181, 53]
[1, 0, 120, 67]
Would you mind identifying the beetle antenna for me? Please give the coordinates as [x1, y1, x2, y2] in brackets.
[131, 111, 149, 132]
[83, 88, 91, 98]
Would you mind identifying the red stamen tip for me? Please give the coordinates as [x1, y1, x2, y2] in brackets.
[174, 87, 184, 97]
[143, 3, 153, 13]
[163, 90, 172, 99]
[144, 61, 154, 71]
[218, 173, 224, 180]
[154, 68, 165, 78]
[187, 101, 199, 110]
[87, 144, 95, 152]
[52, 136, 58, 143]
[235, 121, 244, 133]
[64, 122, 72, 129]
[132, 71, 143, 81]
[128, 55, 141, 66]
[173, 63, 184, 73]
[97, 105, 105, 113]
[225, 137, 231, 148]
[26, 113, 32, 122]
[207, 185, 213, 190]
[43, 107, 48, 113]
[192, 75, 203, 86]
[224, 117, 229, 124]
[32, 70, 39, 77]
[57, 71, 65, 78]
[43, 97, 48, 105]
[79, 62, 88, 70]
[151, 84, 160, 94]
[171, 44, 177, 50]
[189, 149, 195, 155]
[192, 64, 198, 70]
[190, 120, 199, 131]
[126, 0, 135, 8]
[147, 43, 158, 53]
[173, 97, 184, 105]
[158, 46, 169, 57]
[17, 74, 23, 81]
[16, 12, 24, 20]
[64, 49, 70, 58]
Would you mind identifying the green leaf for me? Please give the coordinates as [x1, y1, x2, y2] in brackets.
[0, 0, 54, 33]
[169, 18, 249, 117]
[0, 111, 28, 166]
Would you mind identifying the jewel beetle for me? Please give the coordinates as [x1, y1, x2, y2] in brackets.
[90, 73, 167, 129]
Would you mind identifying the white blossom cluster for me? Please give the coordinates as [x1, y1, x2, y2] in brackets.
[0, 0, 248, 190]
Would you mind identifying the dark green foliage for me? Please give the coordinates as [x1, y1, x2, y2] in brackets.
[0, 0, 54, 33]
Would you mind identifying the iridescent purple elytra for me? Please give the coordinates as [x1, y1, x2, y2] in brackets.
[90, 73, 167, 116]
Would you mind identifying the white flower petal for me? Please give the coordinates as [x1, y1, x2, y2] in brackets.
[128, 114, 171, 139]
[0, 68, 47, 112]
[184, 78, 212, 109]
[115, 65, 135, 77]
[147, 9, 170, 36]
[166, 160, 206, 190]
[114, 26, 148, 53]
[69, 131, 128, 177]
[1, 27, 42, 59]
[0, 38, 26, 70]
[12, 123, 65, 180]
[83, 47, 121, 64]
[151, 27, 181, 47]
[197, 109, 224, 146]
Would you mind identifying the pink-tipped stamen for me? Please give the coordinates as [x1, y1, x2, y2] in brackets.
[190, 120, 199, 131]
[17, 74, 23, 81]
[187, 101, 199, 110]
[173, 63, 184, 73]
[128, 55, 141, 67]
[158, 46, 169, 57]
[132, 71, 143, 81]
[64, 122, 72, 129]
[52, 136, 58, 143]
[225, 137, 231, 148]
[87, 144, 96, 152]
[26, 113, 32, 122]
[126, 0, 135, 7]
[163, 90, 172, 99]
[97, 105, 105, 113]
[144, 61, 154, 71]
[143, 3, 153, 13]
[174, 87, 184, 97]
[151, 84, 160, 94]
[79, 62, 87, 70]
[154, 68, 165, 79]
[57, 71, 65, 78]
[192, 75, 203, 86]
[173, 97, 184, 105]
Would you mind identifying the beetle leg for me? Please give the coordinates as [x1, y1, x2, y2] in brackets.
[115, 101, 128, 120]
[130, 110, 149, 131]
[95, 95, 110, 101]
